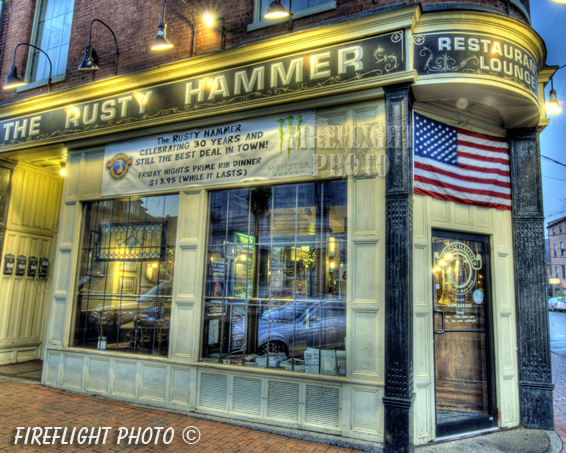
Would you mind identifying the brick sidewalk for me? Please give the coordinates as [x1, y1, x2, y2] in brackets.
[0, 377, 366, 452]
[553, 352, 566, 453]
[1, 354, 565, 452]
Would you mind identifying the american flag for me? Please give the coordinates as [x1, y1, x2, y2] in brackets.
[413, 113, 511, 210]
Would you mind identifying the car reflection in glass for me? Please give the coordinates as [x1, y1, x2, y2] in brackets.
[549, 297, 566, 312]
[256, 301, 346, 357]
[87, 281, 172, 346]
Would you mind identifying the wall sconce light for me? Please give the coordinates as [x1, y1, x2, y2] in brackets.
[152, 0, 196, 56]
[546, 65, 566, 115]
[3, 43, 52, 92]
[551, 0, 566, 4]
[78, 19, 119, 75]
[59, 163, 66, 176]
[204, 11, 226, 50]
[264, 0, 293, 28]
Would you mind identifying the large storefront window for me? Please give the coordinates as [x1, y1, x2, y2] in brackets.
[201, 181, 347, 375]
[72, 194, 179, 355]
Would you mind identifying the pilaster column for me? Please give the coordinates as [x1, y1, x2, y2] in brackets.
[509, 128, 554, 429]
[383, 83, 414, 453]
[0, 160, 15, 258]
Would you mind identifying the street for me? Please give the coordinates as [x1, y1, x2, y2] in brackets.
[549, 310, 566, 452]
[550, 311, 566, 356]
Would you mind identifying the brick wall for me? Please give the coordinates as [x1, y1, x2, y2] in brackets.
[0, 0, 531, 105]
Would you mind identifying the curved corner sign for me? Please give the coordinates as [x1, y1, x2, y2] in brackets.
[414, 32, 538, 96]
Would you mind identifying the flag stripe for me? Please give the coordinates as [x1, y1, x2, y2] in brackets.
[415, 175, 512, 199]
[457, 161, 510, 177]
[458, 132, 509, 152]
[458, 150, 510, 167]
[457, 128, 508, 144]
[415, 162, 511, 190]
[413, 113, 511, 210]
[457, 142, 510, 159]
[414, 187, 512, 210]
[416, 156, 510, 180]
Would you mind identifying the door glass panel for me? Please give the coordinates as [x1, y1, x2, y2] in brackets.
[432, 233, 495, 436]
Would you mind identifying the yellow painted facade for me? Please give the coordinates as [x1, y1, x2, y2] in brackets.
[0, 5, 552, 447]
[0, 163, 62, 364]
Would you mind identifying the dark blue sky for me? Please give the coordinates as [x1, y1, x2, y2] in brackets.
[532, 2, 566, 224]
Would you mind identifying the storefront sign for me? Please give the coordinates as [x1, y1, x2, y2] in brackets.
[414, 32, 538, 95]
[434, 241, 482, 296]
[0, 31, 405, 150]
[101, 112, 315, 195]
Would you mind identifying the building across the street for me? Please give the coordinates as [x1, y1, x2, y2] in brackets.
[0, 0, 555, 451]
[548, 216, 566, 298]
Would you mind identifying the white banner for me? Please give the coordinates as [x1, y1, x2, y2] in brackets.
[102, 111, 315, 196]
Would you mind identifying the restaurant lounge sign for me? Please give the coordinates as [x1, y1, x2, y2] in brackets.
[0, 31, 405, 150]
[414, 32, 538, 95]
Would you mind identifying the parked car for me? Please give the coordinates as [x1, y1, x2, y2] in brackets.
[549, 297, 566, 312]
[256, 301, 346, 357]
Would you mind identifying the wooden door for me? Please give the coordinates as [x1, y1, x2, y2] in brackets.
[432, 231, 496, 437]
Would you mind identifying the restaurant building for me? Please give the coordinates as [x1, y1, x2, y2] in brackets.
[0, 0, 554, 450]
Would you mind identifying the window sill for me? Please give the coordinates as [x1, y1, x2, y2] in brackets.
[16, 74, 66, 93]
[247, 1, 336, 32]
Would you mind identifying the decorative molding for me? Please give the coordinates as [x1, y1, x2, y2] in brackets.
[383, 83, 414, 452]
[510, 129, 554, 430]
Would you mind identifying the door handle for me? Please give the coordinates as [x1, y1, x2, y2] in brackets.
[433, 309, 445, 334]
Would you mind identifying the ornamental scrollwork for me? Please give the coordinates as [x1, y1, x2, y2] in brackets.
[391, 32, 403, 43]
[374, 46, 400, 75]
[413, 35, 425, 46]
[419, 46, 479, 73]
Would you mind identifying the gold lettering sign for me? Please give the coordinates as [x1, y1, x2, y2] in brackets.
[433, 241, 482, 298]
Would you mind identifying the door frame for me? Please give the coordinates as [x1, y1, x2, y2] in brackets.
[431, 229, 497, 438]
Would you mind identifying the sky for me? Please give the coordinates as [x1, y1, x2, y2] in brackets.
[531, 2, 566, 225]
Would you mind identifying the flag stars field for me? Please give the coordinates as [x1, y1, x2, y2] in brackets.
[413, 113, 511, 210]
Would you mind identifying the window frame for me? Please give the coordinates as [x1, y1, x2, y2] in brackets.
[71, 194, 179, 356]
[0, 2, 4, 37]
[200, 180, 348, 374]
[21, 0, 75, 91]
[248, 0, 337, 31]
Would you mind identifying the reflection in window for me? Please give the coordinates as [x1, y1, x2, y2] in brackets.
[31, 0, 75, 82]
[202, 181, 347, 375]
[72, 194, 178, 356]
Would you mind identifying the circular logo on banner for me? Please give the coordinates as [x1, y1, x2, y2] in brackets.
[107, 154, 132, 179]
[435, 241, 483, 296]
